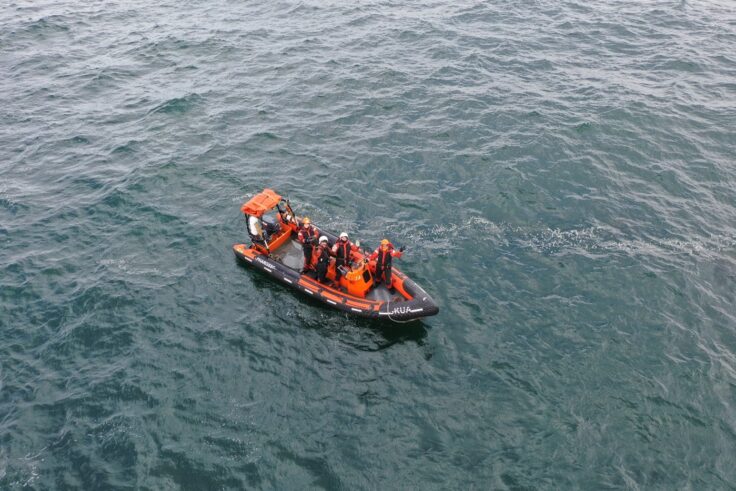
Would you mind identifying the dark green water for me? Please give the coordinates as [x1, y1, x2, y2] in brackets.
[2, 0, 736, 488]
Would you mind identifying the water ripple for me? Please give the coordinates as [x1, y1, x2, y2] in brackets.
[2, 0, 736, 487]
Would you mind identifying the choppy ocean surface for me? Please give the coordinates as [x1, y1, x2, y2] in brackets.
[2, 0, 736, 488]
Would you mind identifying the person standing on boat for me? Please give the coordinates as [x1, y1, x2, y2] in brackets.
[370, 239, 404, 288]
[297, 217, 319, 273]
[332, 232, 357, 282]
[316, 236, 331, 284]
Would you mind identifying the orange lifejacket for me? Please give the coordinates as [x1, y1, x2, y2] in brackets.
[375, 246, 394, 270]
[298, 226, 317, 244]
[334, 240, 351, 265]
[316, 244, 331, 265]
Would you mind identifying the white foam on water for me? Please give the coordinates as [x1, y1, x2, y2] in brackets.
[380, 217, 736, 262]
[521, 227, 736, 262]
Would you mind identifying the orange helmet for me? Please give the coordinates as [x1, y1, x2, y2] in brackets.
[380, 239, 390, 246]
[302, 217, 311, 225]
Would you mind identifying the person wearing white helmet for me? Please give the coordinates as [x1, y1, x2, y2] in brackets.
[315, 235, 331, 284]
[332, 232, 358, 282]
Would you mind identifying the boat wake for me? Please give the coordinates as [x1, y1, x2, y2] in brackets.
[391, 217, 736, 262]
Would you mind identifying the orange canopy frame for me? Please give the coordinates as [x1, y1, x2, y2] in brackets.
[240, 188, 282, 217]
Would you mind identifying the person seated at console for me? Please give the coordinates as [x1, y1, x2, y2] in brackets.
[260, 211, 282, 238]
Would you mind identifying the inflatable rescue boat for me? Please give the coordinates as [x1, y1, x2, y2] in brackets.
[233, 189, 439, 322]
